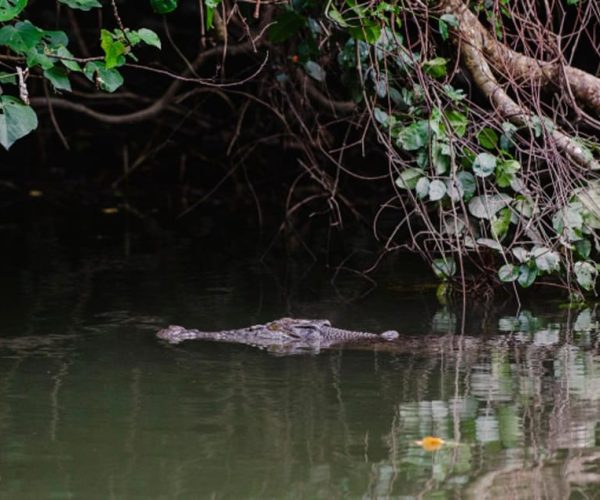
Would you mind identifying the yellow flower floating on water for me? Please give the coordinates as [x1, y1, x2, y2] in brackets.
[415, 436, 445, 452]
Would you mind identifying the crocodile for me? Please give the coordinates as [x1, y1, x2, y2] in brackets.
[157, 317, 399, 355]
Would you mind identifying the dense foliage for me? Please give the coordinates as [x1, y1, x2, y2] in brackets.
[2, 0, 600, 297]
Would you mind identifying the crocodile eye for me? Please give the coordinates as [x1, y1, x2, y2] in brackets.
[267, 323, 280, 331]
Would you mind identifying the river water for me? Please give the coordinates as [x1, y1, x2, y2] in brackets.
[1, 218, 600, 499]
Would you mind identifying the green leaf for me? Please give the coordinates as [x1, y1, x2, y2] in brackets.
[101, 29, 126, 69]
[432, 141, 451, 175]
[348, 20, 381, 44]
[514, 195, 536, 218]
[326, 4, 349, 27]
[204, 0, 223, 29]
[54, 46, 82, 72]
[495, 159, 520, 188]
[395, 168, 424, 190]
[428, 179, 446, 201]
[84, 61, 124, 92]
[0, 95, 38, 150]
[477, 127, 499, 149]
[58, 0, 101, 10]
[477, 238, 503, 251]
[518, 264, 537, 288]
[0, 0, 27, 22]
[423, 57, 447, 78]
[442, 179, 461, 202]
[415, 177, 430, 199]
[397, 120, 429, 151]
[268, 9, 305, 43]
[574, 261, 597, 291]
[373, 107, 391, 127]
[0, 71, 16, 85]
[575, 239, 591, 259]
[468, 194, 512, 219]
[0, 21, 44, 53]
[491, 207, 511, 240]
[457, 171, 476, 200]
[440, 13, 458, 28]
[512, 247, 529, 263]
[531, 246, 560, 273]
[304, 61, 326, 82]
[26, 47, 55, 70]
[438, 19, 449, 41]
[472, 152, 497, 177]
[432, 257, 456, 280]
[136, 28, 161, 49]
[150, 0, 178, 14]
[445, 110, 468, 137]
[498, 264, 519, 282]
[43, 66, 71, 91]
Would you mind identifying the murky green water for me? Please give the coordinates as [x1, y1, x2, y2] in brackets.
[1, 226, 600, 499]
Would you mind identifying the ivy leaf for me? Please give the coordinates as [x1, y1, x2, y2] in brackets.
[373, 107, 390, 126]
[477, 238, 503, 251]
[397, 120, 429, 151]
[415, 177, 430, 199]
[457, 171, 476, 200]
[531, 246, 560, 273]
[348, 20, 381, 44]
[58, 0, 101, 10]
[477, 127, 499, 149]
[514, 195, 537, 218]
[575, 239, 591, 259]
[468, 194, 512, 219]
[445, 110, 467, 137]
[491, 207, 511, 240]
[512, 247, 529, 263]
[432, 257, 456, 280]
[423, 57, 447, 78]
[304, 61, 326, 82]
[472, 152, 497, 177]
[0, 95, 38, 150]
[518, 264, 537, 288]
[498, 264, 519, 282]
[326, 4, 349, 27]
[495, 159, 520, 188]
[445, 179, 464, 201]
[438, 14, 458, 42]
[395, 168, 423, 190]
[428, 179, 447, 201]
[574, 261, 597, 291]
[268, 9, 305, 43]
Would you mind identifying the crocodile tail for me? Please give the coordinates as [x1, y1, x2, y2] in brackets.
[381, 330, 399, 341]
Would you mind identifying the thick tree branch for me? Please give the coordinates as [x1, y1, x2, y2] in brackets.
[31, 41, 257, 124]
[439, 0, 600, 170]
[439, 0, 600, 116]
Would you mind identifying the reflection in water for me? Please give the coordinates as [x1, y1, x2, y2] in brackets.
[1, 239, 600, 498]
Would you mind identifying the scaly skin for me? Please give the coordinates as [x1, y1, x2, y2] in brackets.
[156, 317, 399, 355]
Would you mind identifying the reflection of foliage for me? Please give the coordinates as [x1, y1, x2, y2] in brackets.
[379, 307, 600, 497]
